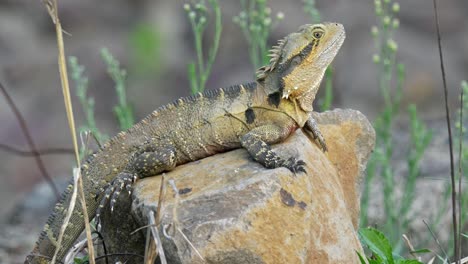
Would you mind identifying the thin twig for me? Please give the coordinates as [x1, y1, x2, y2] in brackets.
[144, 226, 157, 264]
[0, 81, 60, 198]
[0, 143, 74, 156]
[93, 231, 109, 264]
[155, 174, 166, 226]
[130, 224, 158, 236]
[423, 220, 449, 260]
[131, 175, 166, 235]
[457, 87, 464, 264]
[148, 211, 167, 264]
[94, 253, 144, 262]
[432, 0, 458, 262]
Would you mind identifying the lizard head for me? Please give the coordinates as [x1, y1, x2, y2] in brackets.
[257, 22, 345, 110]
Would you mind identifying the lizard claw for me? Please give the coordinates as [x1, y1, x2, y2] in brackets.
[303, 117, 328, 152]
[95, 172, 136, 227]
[282, 157, 307, 174]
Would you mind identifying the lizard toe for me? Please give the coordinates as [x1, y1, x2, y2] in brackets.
[95, 184, 115, 229]
[95, 172, 136, 226]
[283, 157, 307, 174]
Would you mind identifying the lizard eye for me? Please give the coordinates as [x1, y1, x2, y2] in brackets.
[313, 31, 323, 39]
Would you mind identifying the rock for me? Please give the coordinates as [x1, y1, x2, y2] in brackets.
[102, 108, 375, 264]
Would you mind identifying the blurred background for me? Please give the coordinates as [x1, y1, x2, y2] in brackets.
[0, 0, 467, 262]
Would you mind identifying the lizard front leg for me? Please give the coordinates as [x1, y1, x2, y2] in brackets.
[96, 146, 177, 221]
[302, 116, 327, 152]
[240, 125, 306, 173]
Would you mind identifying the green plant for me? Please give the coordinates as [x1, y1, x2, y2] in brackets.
[451, 79, 468, 254]
[184, 0, 222, 94]
[233, 0, 284, 71]
[303, 0, 321, 23]
[73, 255, 89, 264]
[459, 80, 468, 230]
[129, 23, 161, 75]
[100, 48, 134, 130]
[360, 0, 432, 253]
[69, 56, 108, 144]
[358, 227, 427, 264]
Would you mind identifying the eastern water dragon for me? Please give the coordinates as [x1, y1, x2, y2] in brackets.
[25, 22, 346, 263]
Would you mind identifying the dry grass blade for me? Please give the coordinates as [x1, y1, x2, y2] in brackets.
[402, 234, 421, 261]
[448, 256, 468, 264]
[51, 168, 79, 264]
[432, 0, 458, 262]
[0, 81, 59, 198]
[155, 174, 166, 225]
[64, 237, 89, 264]
[43, 0, 96, 262]
[423, 220, 448, 260]
[144, 227, 157, 264]
[77, 174, 96, 264]
[176, 227, 206, 262]
[148, 211, 167, 264]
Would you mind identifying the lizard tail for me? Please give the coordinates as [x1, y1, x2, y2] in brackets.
[25, 178, 97, 264]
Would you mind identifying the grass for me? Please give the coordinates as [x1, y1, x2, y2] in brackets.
[184, 0, 222, 94]
[359, 0, 436, 255]
[100, 48, 135, 130]
[233, 0, 284, 72]
[69, 56, 108, 145]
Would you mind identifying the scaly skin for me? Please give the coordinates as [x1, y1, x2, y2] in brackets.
[25, 22, 345, 263]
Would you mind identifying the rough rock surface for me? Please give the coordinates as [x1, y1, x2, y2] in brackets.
[101, 108, 375, 264]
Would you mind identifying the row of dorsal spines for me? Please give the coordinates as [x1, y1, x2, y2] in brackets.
[98, 82, 257, 151]
[256, 37, 287, 81]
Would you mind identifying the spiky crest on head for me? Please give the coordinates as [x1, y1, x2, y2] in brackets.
[256, 22, 345, 111]
[256, 37, 287, 81]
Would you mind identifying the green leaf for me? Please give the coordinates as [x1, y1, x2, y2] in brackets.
[396, 260, 423, 264]
[359, 227, 394, 264]
[74, 255, 89, 264]
[356, 251, 368, 264]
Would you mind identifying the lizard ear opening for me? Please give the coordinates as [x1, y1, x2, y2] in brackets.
[256, 37, 288, 82]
